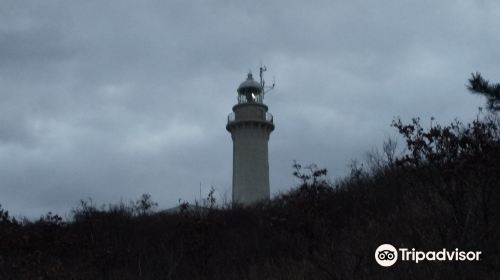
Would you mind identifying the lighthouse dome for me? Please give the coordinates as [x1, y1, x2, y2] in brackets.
[237, 73, 262, 94]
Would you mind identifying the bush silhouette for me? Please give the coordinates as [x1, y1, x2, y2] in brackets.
[1, 76, 499, 279]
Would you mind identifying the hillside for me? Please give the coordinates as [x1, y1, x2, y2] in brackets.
[1, 116, 499, 279]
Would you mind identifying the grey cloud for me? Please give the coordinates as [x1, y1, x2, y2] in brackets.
[0, 0, 499, 217]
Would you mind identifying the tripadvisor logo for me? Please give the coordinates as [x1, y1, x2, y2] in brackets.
[375, 244, 398, 267]
[375, 244, 481, 267]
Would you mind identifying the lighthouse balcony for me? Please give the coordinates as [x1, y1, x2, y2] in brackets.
[227, 111, 273, 124]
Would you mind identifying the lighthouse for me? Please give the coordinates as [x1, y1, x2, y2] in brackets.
[226, 69, 274, 205]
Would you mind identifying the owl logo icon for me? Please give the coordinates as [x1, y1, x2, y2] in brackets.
[375, 244, 398, 267]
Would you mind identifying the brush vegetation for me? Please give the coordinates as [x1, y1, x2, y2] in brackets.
[1, 74, 499, 279]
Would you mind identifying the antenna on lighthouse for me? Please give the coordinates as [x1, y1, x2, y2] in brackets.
[259, 63, 275, 97]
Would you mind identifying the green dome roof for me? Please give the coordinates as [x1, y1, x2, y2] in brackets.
[237, 73, 262, 94]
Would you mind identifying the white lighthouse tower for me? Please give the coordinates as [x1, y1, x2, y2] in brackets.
[226, 68, 274, 205]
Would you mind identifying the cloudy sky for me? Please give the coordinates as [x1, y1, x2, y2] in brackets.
[1, 0, 499, 218]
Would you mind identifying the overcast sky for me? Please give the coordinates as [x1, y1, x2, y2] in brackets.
[1, 0, 499, 218]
